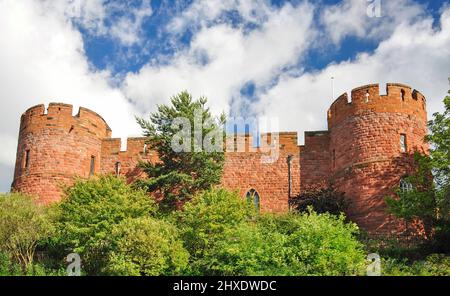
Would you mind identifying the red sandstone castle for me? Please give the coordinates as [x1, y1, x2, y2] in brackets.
[11, 83, 428, 233]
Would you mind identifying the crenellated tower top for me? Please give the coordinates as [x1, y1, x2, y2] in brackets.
[327, 83, 427, 128]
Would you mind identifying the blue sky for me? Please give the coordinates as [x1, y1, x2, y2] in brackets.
[80, 0, 445, 76]
[0, 0, 450, 192]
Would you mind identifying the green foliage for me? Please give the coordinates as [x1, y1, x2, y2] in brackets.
[176, 188, 365, 275]
[382, 254, 450, 276]
[136, 91, 225, 211]
[105, 217, 189, 276]
[289, 187, 350, 217]
[426, 86, 450, 188]
[386, 87, 450, 247]
[176, 188, 254, 271]
[258, 212, 366, 276]
[56, 175, 157, 274]
[0, 193, 55, 270]
[199, 223, 294, 276]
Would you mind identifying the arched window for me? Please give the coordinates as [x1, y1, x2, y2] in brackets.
[246, 189, 260, 211]
[401, 89, 406, 101]
[399, 178, 413, 192]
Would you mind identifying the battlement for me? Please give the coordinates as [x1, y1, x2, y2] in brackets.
[327, 83, 427, 128]
[20, 103, 112, 138]
[225, 132, 299, 153]
[102, 137, 150, 156]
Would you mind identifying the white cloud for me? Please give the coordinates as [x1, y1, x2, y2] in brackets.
[0, 0, 142, 191]
[321, 0, 426, 44]
[124, 1, 316, 116]
[48, 0, 153, 46]
[253, 5, 450, 143]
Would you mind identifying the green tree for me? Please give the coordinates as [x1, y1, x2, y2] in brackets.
[386, 85, 450, 248]
[136, 91, 225, 211]
[426, 84, 450, 188]
[0, 193, 55, 270]
[105, 217, 189, 276]
[56, 175, 157, 274]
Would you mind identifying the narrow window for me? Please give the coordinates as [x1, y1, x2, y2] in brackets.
[143, 144, 148, 154]
[399, 178, 413, 192]
[115, 162, 121, 176]
[89, 156, 95, 176]
[332, 149, 336, 168]
[364, 90, 370, 103]
[401, 89, 406, 101]
[246, 189, 260, 211]
[400, 134, 407, 153]
[24, 149, 30, 169]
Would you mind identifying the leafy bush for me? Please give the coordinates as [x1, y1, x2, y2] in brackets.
[382, 254, 450, 276]
[177, 188, 365, 276]
[176, 188, 254, 266]
[198, 222, 300, 276]
[0, 193, 55, 270]
[55, 175, 157, 274]
[105, 217, 189, 276]
[289, 187, 350, 217]
[258, 212, 366, 276]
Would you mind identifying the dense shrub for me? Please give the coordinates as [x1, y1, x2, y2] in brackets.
[258, 212, 366, 276]
[0, 193, 55, 270]
[176, 188, 365, 275]
[289, 187, 350, 217]
[199, 222, 300, 276]
[176, 188, 254, 268]
[55, 175, 157, 274]
[382, 254, 450, 276]
[105, 217, 189, 276]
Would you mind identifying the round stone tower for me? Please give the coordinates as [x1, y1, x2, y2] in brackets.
[327, 83, 428, 234]
[11, 103, 111, 204]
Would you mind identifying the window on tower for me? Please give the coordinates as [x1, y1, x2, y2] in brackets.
[90, 156, 95, 176]
[23, 149, 30, 170]
[400, 134, 407, 153]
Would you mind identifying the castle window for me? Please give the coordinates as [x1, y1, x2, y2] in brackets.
[401, 89, 406, 101]
[143, 144, 148, 154]
[399, 178, 413, 192]
[89, 156, 95, 176]
[246, 189, 260, 211]
[400, 134, 407, 153]
[115, 162, 121, 176]
[365, 90, 370, 103]
[23, 149, 30, 169]
[332, 149, 336, 168]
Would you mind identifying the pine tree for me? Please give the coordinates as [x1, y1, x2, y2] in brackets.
[136, 91, 225, 211]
